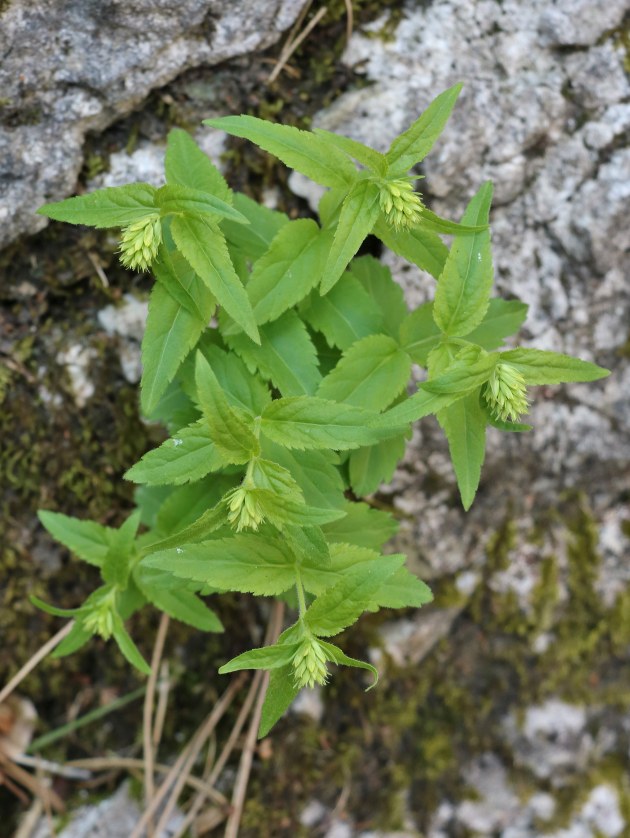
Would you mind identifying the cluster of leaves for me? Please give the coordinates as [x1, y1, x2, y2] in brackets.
[36, 85, 608, 735]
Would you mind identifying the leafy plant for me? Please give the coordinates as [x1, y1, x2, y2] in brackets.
[36, 85, 608, 736]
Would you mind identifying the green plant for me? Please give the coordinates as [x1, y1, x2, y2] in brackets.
[35, 84, 608, 737]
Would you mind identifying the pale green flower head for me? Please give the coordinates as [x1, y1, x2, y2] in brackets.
[119, 214, 162, 271]
[83, 591, 116, 640]
[379, 178, 424, 231]
[225, 486, 265, 532]
[293, 637, 329, 688]
[483, 362, 529, 422]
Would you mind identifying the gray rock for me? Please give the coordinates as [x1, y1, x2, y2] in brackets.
[0, 0, 308, 249]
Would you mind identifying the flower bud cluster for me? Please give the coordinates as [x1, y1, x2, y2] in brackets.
[292, 637, 328, 688]
[83, 592, 116, 639]
[225, 486, 264, 532]
[379, 178, 424, 231]
[483, 362, 529, 422]
[119, 215, 162, 271]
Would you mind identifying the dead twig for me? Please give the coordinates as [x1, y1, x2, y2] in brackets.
[269, 6, 328, 83]
[224, 601, 285, 838]
[343, 0, 354, 44]
[142, 613, 170, 834]
[0, 623, 74, 706]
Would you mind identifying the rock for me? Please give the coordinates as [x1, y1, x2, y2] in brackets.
[97, 293, 148, 383]
[0, 0, 308, 249]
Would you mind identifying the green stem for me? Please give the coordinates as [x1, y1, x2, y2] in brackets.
[294, 568, 307, 617]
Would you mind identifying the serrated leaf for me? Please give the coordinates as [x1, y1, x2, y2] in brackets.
[222, 193, 289, 260]
[349, 426, 410, 496]
[171, 215, 259, 343]
[154, 474, 238, 536]
[226, 311, 322, 397]
[348, 255, 408, 337]
[399, 302, 441, 365]
[284, 525, 330, 567]
[112, 615, 151, 675]
[204, 115, 357, 188]
[323, 503, 398, 551]
[320, 641, 379, 687]
[102, 511, 140, 588]
[125, 420, 229, 486]
[465, 298, 528, 349]
[433, 182, 494, 337]
[312, 128, 388, 175]
[155, 243, 214, 321]
[260, 441, 345, 510]
[259, 665, 299, 738]
[372, 566, 433, 610]
[246, 220, 331, 325]
[219, 642, 300, 674]
[260, 396, 393, 451]
[135, 573, 223, 632]
[38, 183, 156, 228]
[438, 392, 487, 510]
[375, 218, 448, 280]
[317, 334, 412, 410]
[142, 503, 228, 555]
[302, 272, 383, 351]
[198, 342, 271, 415]
[418, 207, 487, 235]
[155, 184, 248, 225]
[195, 353, 259, 463]
[143, 535, 296, 596]
[38, 511, 116, 568]
[498, 349, 610, 384]
[386, 83, 463, 176]
[301, 542, 380, 593]
[321, 180, 382, 294]
[305, 556, 405, 636]
[165, 129, 231, 202]
[141, 259, 211, 416]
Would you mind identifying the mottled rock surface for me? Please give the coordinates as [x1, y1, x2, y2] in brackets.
[0, 0, 308, 249]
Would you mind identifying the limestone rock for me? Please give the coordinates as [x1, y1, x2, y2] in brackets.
[0, 0, 308, 249]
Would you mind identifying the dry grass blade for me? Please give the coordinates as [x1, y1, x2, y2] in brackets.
[224, 601, 285, 838]
[268, 6, 328, 83]
[142, 612, 170, 834]
[0, 752, 64, 813]
[343, 0, 354, 43]
[129, 675, 244, 838]
[0, 622, 74, 706]
[152, 660, 170, 747]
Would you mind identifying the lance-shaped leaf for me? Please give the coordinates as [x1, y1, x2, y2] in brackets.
[153, 475, 238, 537]
[171, 215, 259, 343]
[323, 503, 398, 551]
[433, 182, 494, 337]
[317, 334, 412, 411]
[372, 566, 433, 610]
[466, 298, 529, 350]
[142, 503, 228, 555]
[348, 255, 408, 338]
[305, 555, 405, 637]
[111, 614, 151, 675]
[143, 535, 296, 596]
[195, 353, 259, 463]
[302, 272, 383, 351]
[204, 115, 357, 187]
[260, 396, 395, 451]
[386, 83, 463, 177]
[38, 183, 156, 228]
[199, 343, 271, 415]
[312, 128, 388, 176]
[101, 511, 141, 589]
[219, 641, 301, 674]
[349, 427, 410, 496]
[375, 218, 448, 280]
[399, 302, 441, 366]
[165, 128, 231, 202]
[321, 180, 382, 294]
[125, 420, 229, 487]
[140, 254, 213, 416]
[246, 220, 331, 325]
[498, 349, 610, 384]
[438, 392, 487, 510]
[261, 440, 346, 510]
[135, 571, 223, 632]
[417, 207, 487, 235]
[259, 665, 300, 738]
[318, 641, 379, 688]
[225, 311, 321, 397]
[38, 511, 117, 568]
[222, 193, 289, 260]
[155, 184, 248, 225]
